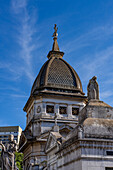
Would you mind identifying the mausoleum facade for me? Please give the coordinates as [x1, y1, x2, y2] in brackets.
[45, 77, 113, 170]
[19, 25, 86, 169]
[19, 25, 113, 170]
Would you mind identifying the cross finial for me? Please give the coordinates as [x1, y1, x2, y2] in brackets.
[53, 113, 59, 132]
[52, 24, 58, 38]
[54, 113, 57, 126]
[52, 24, 59, 51]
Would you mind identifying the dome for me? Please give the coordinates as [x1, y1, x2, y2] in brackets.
[31, 24, 84, 96]
[83, 118, 113, 139]
[31, 54, 83, 95]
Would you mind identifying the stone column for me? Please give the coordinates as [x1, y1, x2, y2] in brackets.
[67, 104, 72, 118]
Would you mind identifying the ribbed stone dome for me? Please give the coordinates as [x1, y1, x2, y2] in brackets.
[31, 24, 83, 95]
[31, 56, 83, 95]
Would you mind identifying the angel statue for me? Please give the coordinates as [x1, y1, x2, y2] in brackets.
[0, 134, 18, 170]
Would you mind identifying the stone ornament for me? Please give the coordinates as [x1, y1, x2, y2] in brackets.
[52, 24, 60, 51]
[78, 125, 83, 139]
[52, 24, 58, 38]
[37, 106, 41, 113]
[54, 113, 57, 126]
[87, 76, 99, 100]
[0, 134, 18, 170]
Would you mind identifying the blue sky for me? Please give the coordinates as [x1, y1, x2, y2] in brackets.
[0, 0, 113, 129]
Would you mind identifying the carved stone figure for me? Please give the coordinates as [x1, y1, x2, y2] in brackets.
[0, 134, 18, 170]
[53, 113, 59, 132]
[87, 76, 99, 100]
[78, 125, 83, 139]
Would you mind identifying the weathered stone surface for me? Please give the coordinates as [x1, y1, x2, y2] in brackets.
[83, 118, 113, 139]
[79, 99, 113, 124]
[20, 25, 113, 170]
[0, 135, 18, 170]
[87, 76, 99, 100]
[46, 76, 113, 170]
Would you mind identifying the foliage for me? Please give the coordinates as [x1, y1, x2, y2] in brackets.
[40, 160, 47, 169]
[15, 152, 23, 170]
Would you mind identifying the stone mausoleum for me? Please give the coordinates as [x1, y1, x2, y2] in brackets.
[19, 25, 113, 170]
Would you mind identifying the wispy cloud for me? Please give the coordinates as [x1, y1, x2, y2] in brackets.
[0, 62, 22, 81]
[62, 24, 113, 81]
[80, 45, 113, 80]
[12, 0, 27, 13]
[0, 86, 19, 92]
[101, 91, 113, 99]
[61, 24, 113, 105]
[11, 0, 37, 83]
[77, 45, 113, 102]
[0, 62, 10, 69]
[11, 94, 28, 98]
[62, 25, 113, 54]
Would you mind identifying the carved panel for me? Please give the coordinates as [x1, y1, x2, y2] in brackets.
[72, 108, 79, 115]
[46, 105, 54, 113]
[59, 106, 67, 114]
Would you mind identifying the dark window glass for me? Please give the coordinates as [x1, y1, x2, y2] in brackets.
[106, 151, 113, 156]
[105, 168, 113, 170]
[59, 106, 67, 114]
[46, 105, 54, 113]
[72, 108, 79, 115]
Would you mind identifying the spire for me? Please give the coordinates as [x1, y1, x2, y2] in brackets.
[47, 24, 64, 59]
[52, 24, 60, 51]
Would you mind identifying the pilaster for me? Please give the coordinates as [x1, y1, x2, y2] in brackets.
[67, 104, 72, 118]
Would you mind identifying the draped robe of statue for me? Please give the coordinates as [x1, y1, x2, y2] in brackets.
[0, 134, 18, 170]
[87, 76, 99, 101]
